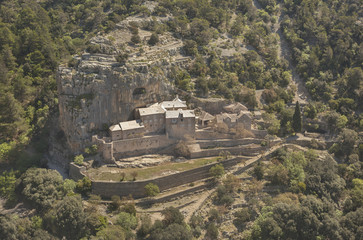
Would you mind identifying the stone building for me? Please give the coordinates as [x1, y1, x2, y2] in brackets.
[223, 102, 248, 113]
[166, 109, 195, 139]
[198, 111, 215, 127]
[215, 111, 252, 130]
[95, 96, 195, 161]
[109, 120, 145, 141]
[160, 96, 187, 110]
[136, 104, 166, 134]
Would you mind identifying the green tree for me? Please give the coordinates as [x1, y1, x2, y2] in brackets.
[45, 196, 86, 240]
[96, 225, 126, 240]
[116, 212, 138, 230]
[292, 101, 302, 133]
[76, 177, 92, 196]
[144, 183, 160, 197]
[209, 164, 225, 179]
[0, 170, 17, 200]
[161, 207, 184, 226]
[148, 33, 159, 46]
[254, 162, 264, 180]
[73, 154, 84, 166]
[18, 168, 65, 210]
[206, 223, 219, 240]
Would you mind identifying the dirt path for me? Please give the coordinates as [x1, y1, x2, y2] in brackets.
[251, 0, 311, 104]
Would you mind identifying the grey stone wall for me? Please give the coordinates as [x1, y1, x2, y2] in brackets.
[69, 163, 86, 181]
[112, 135, 173, 158]
[197, 138, 262, 149]
[189, 145, 266, 158]
[91, 157, 249, 199]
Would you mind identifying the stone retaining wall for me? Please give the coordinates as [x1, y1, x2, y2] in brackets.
[69, 163, 87, 180]
[197, 138, 262, 149]
[91, 156, 248, 199]
[93, 134, 177, 161]
[189, 145, 266, 158]
[113, 135, 174, 158]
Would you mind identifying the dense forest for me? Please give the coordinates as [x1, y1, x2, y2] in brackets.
[0, 0, 362, 239]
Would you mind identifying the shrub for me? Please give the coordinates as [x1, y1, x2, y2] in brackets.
[74, 154, 84, 166]
[76, 177, 92, 196]
[148, 33, 159, 45]
[144, 183, 160, 197]
[115, 53, 128, 65]
[131, 34, 141, 44]
[209, 164, 225, 179]
[116, 212, 138, 230]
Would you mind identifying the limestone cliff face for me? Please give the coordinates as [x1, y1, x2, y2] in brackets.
[57, 15, 190, 152]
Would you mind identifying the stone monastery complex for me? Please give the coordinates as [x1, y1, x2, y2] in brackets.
[93, 96, 259, 163]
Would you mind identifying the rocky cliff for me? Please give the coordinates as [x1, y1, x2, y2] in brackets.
[57, 14, 191, 152]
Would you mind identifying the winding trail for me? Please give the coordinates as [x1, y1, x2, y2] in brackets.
[252, 0, 311, 104]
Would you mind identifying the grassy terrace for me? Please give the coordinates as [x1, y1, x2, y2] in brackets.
[86, 157, 222, 182]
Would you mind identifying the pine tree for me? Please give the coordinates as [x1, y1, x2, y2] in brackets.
[292, 101, 302, 134]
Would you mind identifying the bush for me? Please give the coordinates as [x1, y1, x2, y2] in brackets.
[73, 154, 84, 166]
[174, 141, 190, 158]
[183, 40, 198, 56]
[144, 183, 160, 197]
[253, 162, 264, 180]
[206, 223, 219, 239]
[209, 164, 225, 179]
[84, 145, 98, 156]
[19, 168, 65, 210]
[131, 34, 141, 44]
[115, 53, 128, 65]
[76, 177, 92, 196]
[116, 212, 138, 230]
[108, 195, 122, 212]
[148, 33, 159, 46]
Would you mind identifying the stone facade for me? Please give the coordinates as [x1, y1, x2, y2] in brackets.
[215, 111, 252, 130]
[94, 97, 195, 161]
[165, 109, 195, 139]
[109, 120, 145, 141]
[136, 104, 166, 134]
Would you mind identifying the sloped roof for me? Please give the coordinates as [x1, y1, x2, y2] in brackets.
[199, 111, 215, 121]
[161, 96, 187, 110]
[216, 113, 238, 123]
[166, 109, 195, 119]
[109, 124, 121, 131]
[138, 105, 165, 116]
[238, 111, 252, 119]
[223, 102, 248, 113]
[119, 120, 144, 131]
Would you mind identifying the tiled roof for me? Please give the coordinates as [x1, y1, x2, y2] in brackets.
[119, 120, 144, 131]
[161, 96, 187, 110]
[166, 109, 195, 119]
[199, 111, 215, 121]
[109, 124, 121, 131]
[223, 102, 248, 113]
[138, 105, 165, 116]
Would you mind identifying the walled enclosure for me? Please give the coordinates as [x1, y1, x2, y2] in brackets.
[91, 156, 249, 198]
[92, 135, 176, 162]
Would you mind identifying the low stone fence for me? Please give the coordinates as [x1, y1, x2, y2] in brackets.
[195, 129, 233, 140]
[251, 129, 268, 138]
[189, 145, 266, 159]
[197, 138, 262, 149]
[90, 156, 249, 199]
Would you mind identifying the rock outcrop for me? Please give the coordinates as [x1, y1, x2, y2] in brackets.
[57, 14, 191, 152]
